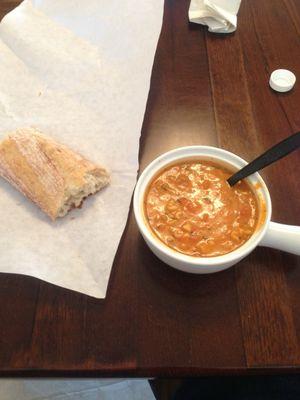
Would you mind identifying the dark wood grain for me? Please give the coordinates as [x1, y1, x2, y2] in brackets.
[0, 0, 300, 377]
[206, 0, 300, 368]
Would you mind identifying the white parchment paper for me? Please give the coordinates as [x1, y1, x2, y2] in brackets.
[0, 0, 164, 298]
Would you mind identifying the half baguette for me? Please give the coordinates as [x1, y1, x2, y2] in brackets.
[0, 127, 110, 220]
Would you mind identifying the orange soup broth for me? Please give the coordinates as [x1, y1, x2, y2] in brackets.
[144, 160, 264, 257]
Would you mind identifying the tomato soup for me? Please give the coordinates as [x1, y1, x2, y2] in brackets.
[144, 160, 259, 257]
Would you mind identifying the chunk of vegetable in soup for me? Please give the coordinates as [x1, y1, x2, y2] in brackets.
[144, 161, 259, 257]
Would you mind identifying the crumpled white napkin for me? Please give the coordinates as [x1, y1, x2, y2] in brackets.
[189, 0, 241, 33]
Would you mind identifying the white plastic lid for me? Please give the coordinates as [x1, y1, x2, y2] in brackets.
[269, 69, 296, 92]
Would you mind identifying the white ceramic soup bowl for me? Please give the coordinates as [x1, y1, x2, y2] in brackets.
[133, 146, 300, 274]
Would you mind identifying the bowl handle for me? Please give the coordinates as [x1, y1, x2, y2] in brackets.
[260, 221, 300, 255]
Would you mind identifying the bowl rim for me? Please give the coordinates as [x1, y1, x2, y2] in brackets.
[133, 146, 272, 266]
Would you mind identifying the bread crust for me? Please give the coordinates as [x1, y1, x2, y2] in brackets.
[0, 128, 110, 219]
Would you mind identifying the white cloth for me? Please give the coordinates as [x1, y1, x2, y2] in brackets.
[0, 379, 156, 400]
[189, 0, 241, 33]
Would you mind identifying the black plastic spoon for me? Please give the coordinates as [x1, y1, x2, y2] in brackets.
[227, 131, 300, 186]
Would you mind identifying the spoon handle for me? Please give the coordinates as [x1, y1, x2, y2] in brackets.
[227, 131, 300, 186]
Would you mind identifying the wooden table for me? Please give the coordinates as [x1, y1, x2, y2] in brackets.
[0, 0, 300, 377]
